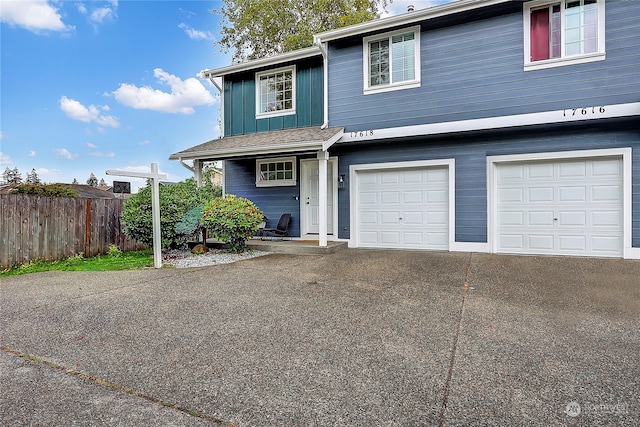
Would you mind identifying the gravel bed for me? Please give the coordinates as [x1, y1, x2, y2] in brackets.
[162, 248, 269, 269]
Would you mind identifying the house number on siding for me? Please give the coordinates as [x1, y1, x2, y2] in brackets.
[350, 130, 374, 138]
[563, 106, 605, 117]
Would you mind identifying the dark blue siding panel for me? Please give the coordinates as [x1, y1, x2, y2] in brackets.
[328, 1, 640, 132]
[224, 159, 303, 237]
[224, 57, 324, 137]
[332, 124, 640, 247]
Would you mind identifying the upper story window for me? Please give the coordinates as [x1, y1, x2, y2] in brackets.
[524, 0, 605, 71]
[255, 66, 296, 118]
[363, 26, 421, 95]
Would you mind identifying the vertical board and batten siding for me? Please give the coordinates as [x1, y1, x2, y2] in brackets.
[328, 0, 640, 131]
[0, 194, 142, 269]
[224, 57, 324, 137]
[224, 156, 317, 236]
[332, 124, 640, 246]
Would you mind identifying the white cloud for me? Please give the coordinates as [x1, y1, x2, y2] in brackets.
[0, 0, 72, 33]
[36, 168, 62, 176]
[113, 68, 216, 114]
[88, 151, 115, 158]
[139, 140, 150, 146]
[28, 150, 37, 157]
[178, 23, 215, 41]
[86, 142, 97, 149]
[55, 148, 79, 160]
[76, 3, 88, 15]
[0, 152, 13, 166]
[59, 96, 120, 128]
[89, 0, 118, 25]
[0, 131, 4, 139]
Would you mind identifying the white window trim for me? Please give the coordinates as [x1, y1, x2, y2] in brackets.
[487, 148, 638, 260]
[255, 156, 297, 187]
[362, 25, 421, 95]
[523, 0, 606, 71]
[255, 65, 296, 119]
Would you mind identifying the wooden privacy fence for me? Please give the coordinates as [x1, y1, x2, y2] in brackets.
[0, 194, 144, 269]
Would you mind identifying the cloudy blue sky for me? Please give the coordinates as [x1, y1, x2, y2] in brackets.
[0, 0, 451, 191]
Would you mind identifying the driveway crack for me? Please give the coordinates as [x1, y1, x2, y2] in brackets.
[438, 252, 473, 427]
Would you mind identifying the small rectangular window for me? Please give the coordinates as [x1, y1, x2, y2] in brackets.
[256, 157, 297, 187]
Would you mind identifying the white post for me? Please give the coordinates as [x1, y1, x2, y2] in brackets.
[194, 160, 203, 187]
[317, 150, 328, 247]
[150, 163, 162, 268]
[106, 162, 168, 268]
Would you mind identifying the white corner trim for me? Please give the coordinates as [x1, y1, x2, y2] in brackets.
[487, 147, 636, 260]
[349, 159, 455, 250]
[322, 128, 345, 151]
[450, 242, 490, 253]
[339, 102, 640, 144]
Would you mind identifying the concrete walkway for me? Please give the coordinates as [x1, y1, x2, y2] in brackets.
[1, 250, 638, 426]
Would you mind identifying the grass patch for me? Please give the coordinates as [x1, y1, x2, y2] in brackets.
[1, 249, 154, 276]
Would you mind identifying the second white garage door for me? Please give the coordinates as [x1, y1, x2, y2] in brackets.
[496, 157, 623, 257]
[356, 166, 449, 249]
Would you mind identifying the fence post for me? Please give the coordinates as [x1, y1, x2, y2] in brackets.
[85, 198, 91, 257]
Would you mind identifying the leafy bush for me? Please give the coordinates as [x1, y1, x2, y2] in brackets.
[13, 183, 79, 198]
[122, 179, 221, 250]
[200, 195, 264, 253]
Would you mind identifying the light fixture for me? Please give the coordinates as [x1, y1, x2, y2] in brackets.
[338, 174, 346, 190]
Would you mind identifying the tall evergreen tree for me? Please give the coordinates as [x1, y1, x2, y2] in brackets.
[99, 178, 107, 187]
[72, 178, 79, 185]
[26, 168, 42, 184]
[2, 167, 23, 184]
[86, 173, 98, 187]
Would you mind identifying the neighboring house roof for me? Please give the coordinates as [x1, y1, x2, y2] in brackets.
[69, 184, 116, 199]
[170, 126, 344, 161]
[314, 0, 510, 43]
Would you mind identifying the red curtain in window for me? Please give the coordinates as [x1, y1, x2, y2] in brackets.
[530, 8, 550, 61]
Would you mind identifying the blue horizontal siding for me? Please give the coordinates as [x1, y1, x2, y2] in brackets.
[328, 0, 640, 132]
[332, 123, 640, 247]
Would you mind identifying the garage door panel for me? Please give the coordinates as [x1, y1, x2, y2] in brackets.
[559, 186, 587, 202]
[592, 185, 621, 201]
[528, 234, 555, 251]
[357, 166, 449, 250]
[529, 187, 554, 202]
[496, 157, 623, 257]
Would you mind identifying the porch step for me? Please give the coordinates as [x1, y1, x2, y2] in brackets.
[247, 239, 347, 255]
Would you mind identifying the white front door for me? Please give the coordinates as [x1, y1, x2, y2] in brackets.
[301, 160, 334, 235]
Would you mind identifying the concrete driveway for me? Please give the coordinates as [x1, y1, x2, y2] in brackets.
[1, 250, 638, 426]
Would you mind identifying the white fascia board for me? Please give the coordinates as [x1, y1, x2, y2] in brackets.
[339, 102, 640, 144]
[173, 141, 324, 161]
[314, 0, 509, 44]
[201, 46, 321, 78]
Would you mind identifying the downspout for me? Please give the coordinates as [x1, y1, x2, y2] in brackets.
[317, 40, 329, 129]
[178, 158, 194, 173]
[205, 73, 224, 137]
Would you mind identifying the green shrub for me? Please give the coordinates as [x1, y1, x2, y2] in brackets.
[13, 183, 78, 198]
[200, 195, 264, 253]
[108, 244, 123, 258]
[122, 178, 221, 250]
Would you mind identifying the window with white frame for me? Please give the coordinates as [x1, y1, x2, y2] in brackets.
[256, 157, 296, 187]
[255, 66, 296, 118]
[524, 0, 605, 70]
[363, 26, 421, 94]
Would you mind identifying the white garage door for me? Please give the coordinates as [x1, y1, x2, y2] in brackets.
[357, 166, 449, 249]
[496, 157, 623, 257]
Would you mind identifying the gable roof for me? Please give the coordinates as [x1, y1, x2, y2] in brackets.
[170, 126, 344, 161]
[314, 0, 511, 43]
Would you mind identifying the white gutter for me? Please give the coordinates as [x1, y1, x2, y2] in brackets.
[318, 42, 329, 130]
[314, 0, 509, 43]
[178, 158, 194, 172]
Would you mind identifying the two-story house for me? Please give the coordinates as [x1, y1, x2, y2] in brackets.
[170, 0, 640, 259]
